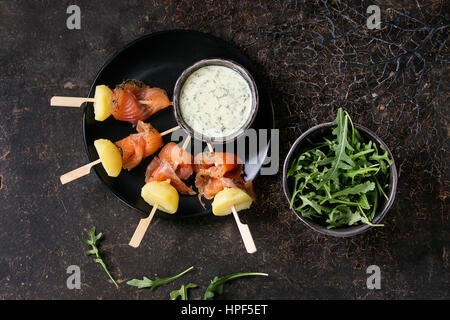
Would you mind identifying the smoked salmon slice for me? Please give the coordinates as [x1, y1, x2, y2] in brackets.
[115, 135, 146, 171]
[195, 165, 245, 200]
[114, 121, 163, 170]
[194, 152, 253, 200]
[195, 173, 254, 200]
[136, 121, 164, 157]
[111, 80, 171, 125]
[195, 175, 236, 200]
[159, 142, 194, 180]
[194, 152, 239, 178]
[136, 87, 171, 115]
[145, 157, 196, 195]
[111, 81, 151, 125]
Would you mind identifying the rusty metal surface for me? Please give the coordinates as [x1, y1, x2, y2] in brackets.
[0, 0, 448, 299]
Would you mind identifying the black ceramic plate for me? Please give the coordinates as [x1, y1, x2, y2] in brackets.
[83, 30, 274, 218]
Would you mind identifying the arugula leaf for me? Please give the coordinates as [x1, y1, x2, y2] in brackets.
[374, 175, 389, 200]
[358, 193, 371, 210]
[343, 166, 379, 180]
[297, 195, 329, 215]
[358, 206, 384, 227]
[317, 108, 355, 188]
[370, 144, 393, 174]
[331, 181, 375, 198]
[203, 272, 268, 300]
[326, 205, 361, 228]
[127, 266, 194, 292]
[368, 189, 378, 221]
[82, 227, 118, 288]
[170, 283, 197, 300]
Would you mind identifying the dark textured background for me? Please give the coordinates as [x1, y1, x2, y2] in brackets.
[0, 0, 448, 300]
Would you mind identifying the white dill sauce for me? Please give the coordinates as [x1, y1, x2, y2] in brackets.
[179, 65, 252, 138]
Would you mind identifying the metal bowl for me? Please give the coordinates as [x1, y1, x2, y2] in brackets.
[282, 122, 398, 237]
[172, 58, 259, 144]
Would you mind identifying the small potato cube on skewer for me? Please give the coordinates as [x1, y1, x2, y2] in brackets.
[94, 139, 122, 177]
[93, 85, 113, 121]
[212, 188, 253, 216]
[128, 181, 179, 248]
[141, 181, 179, 214]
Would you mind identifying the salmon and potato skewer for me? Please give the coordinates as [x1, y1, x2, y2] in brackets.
[51, 79, 172, 125]
[59, 121, 179, 184]
[129, 137, 193, 248]
[129, 180, 180, 248]
[196, 147, 257, 253]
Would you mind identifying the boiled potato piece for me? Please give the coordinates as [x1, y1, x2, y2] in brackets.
[94, 139, 122, 177]
[141, 181, 179, 214]
[93, 85, 113, 121]
[212, 188, 253, 216]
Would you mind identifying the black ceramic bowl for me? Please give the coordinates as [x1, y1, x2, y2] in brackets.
[282, 122, 397, 237]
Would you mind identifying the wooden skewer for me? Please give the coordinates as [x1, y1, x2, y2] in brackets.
[60, 159, 101, 184]
[206, 142, 257, 254]
[59, 125, 181, 185]
[50, 96, 95, 108]
[232, 206, 257, 254]
[160, 125, 181, 136]
[173, 135, 191, 169]
[206, 142, 214, 153]
[128, 135, 191, 248]
[128, 204, 158, 248]
[50, 96, 162, 107]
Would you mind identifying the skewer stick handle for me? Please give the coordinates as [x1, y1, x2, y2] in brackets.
[129, 204, 158, 248]
[51, 96, 95, 107]
[206, 143, 219, 167]
[181, 135, 192, 151]
[173, 135, 191, 170]
[136, 100, 161, 105]
[51, 96, 152, 108]
[232, 205, 257, 254]
[60, 158, 101, 184]
[160, 125, 181, 137]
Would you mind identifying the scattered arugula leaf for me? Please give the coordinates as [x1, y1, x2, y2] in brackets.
[288, 108, 392, 229]
[82, 227, 118, 288]
[127, 266, 194, 291]
[170, 283, 198, 300]
[203, 272, 268, 300]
